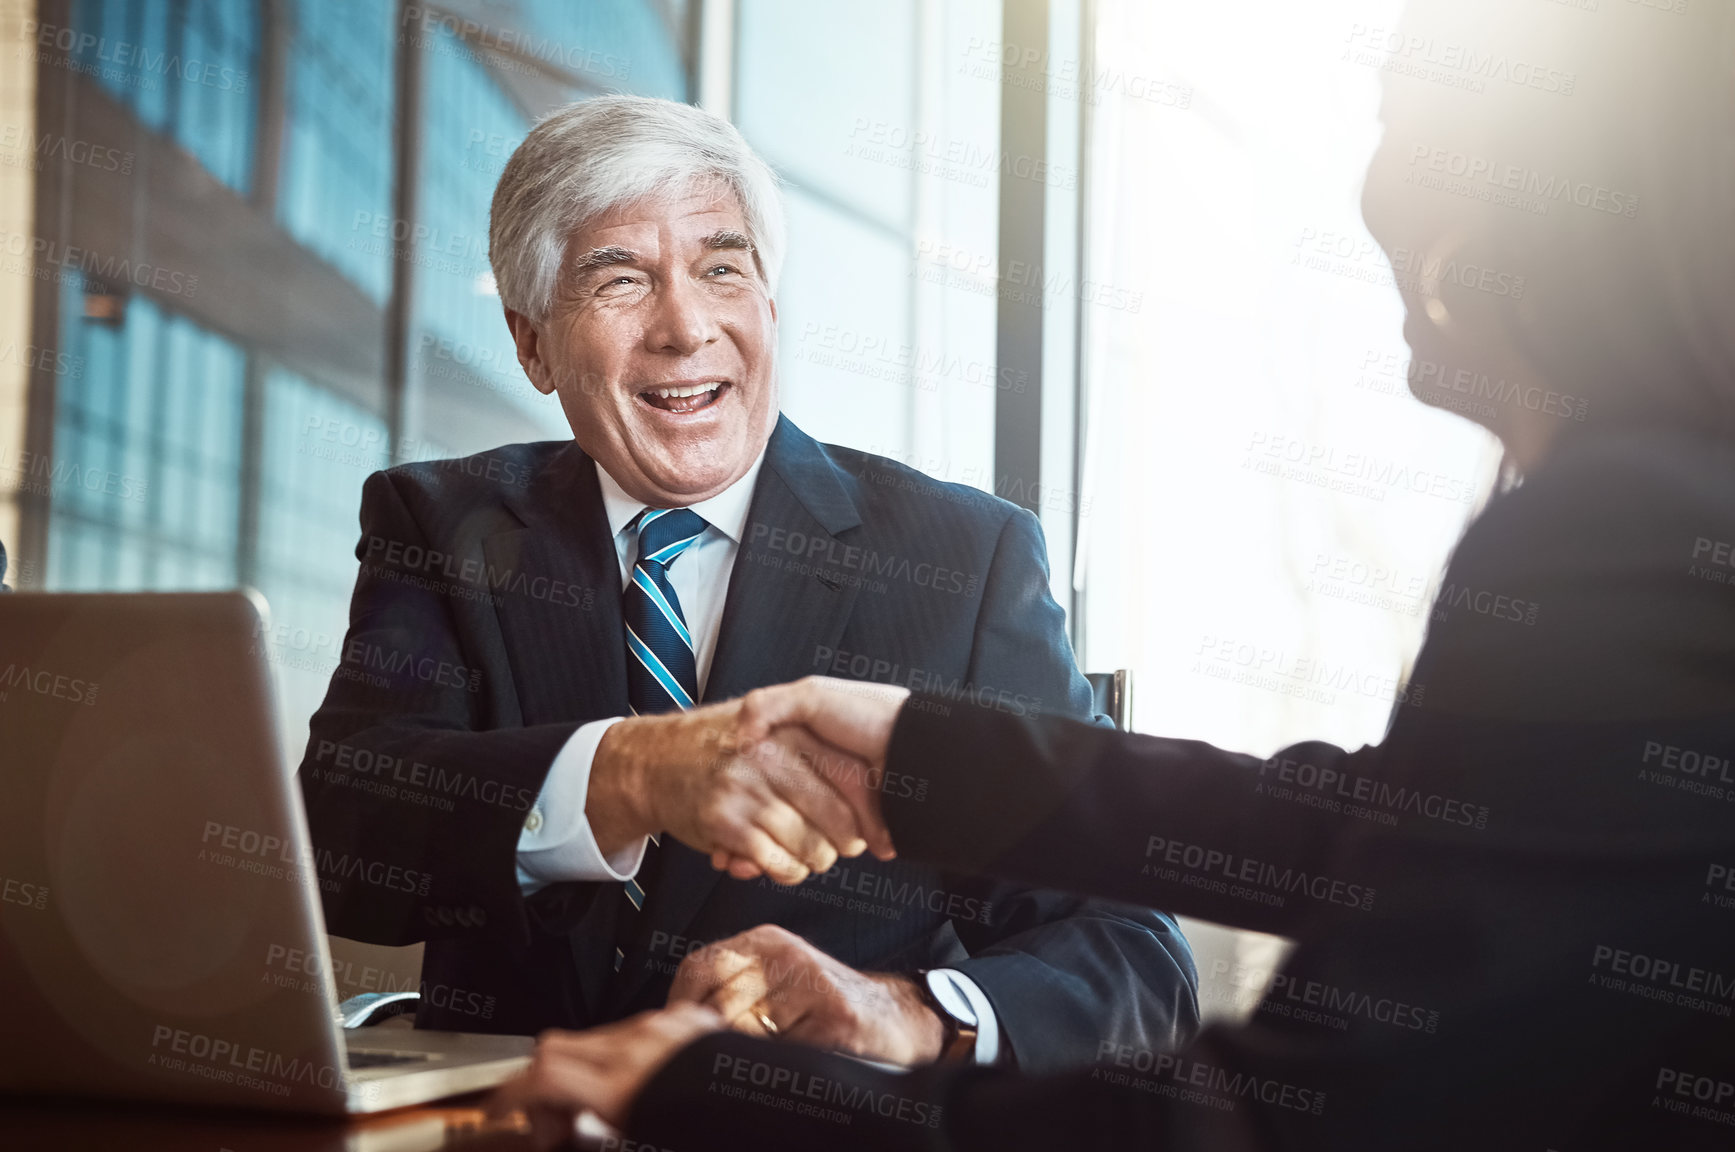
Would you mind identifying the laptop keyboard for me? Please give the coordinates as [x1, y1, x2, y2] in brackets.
[347, 1049, 436, 1070]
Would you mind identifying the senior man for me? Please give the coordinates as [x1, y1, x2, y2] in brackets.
[299, 95, 1196, 1070]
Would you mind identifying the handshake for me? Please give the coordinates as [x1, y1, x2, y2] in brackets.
[585, 675, 914, 886]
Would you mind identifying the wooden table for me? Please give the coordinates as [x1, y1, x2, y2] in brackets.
[0, 1092, 553, 1151]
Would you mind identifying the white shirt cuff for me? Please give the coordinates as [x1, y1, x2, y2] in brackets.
[926, 969, 1003, 1066]
[516, 717, 647, 892]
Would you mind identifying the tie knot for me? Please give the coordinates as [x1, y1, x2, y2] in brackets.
[634, 507, 708, 569]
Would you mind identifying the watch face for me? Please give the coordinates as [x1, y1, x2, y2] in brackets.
[924, 969, 977, 1026]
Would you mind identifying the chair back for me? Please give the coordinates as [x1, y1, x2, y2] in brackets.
[1085, 669, 1134, 731]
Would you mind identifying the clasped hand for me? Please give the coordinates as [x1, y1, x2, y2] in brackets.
[586, 676, 910, 883]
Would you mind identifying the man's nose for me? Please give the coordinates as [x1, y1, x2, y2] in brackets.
[645, 275, 721, 355]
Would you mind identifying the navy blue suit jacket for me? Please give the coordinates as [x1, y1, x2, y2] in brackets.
[298, 416, 1197, 1069]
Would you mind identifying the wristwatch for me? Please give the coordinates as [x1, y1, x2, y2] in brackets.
[917, 969, 980, 1063]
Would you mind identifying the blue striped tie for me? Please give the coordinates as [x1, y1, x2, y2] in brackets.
[615, 507, 707, 970]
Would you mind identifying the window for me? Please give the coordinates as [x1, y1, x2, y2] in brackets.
[72, 0, 259, 193]
[735, 0, 1002, 481]
[255, 368, 388, 760]
[517, 0, 690, 98]
[412, 26, 538, 436]
[48, 276, 244, 590]
[1075, 0, 1503, 1017]
[279, 0, 396, 304]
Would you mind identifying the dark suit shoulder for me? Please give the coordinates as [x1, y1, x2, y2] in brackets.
[818, 442, 1028, 539]
[381, 441, 567, 507]
[1456, 428, 1735, 569]
[1418, 427, 1735, 720]
[352, 441, 574, 557]
[1441, 426, 1735, 615]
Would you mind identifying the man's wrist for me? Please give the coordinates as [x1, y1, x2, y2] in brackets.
[875, 973, 946, 1064]
[589, 718, 656, 856]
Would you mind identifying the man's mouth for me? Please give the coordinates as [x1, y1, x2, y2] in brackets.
[638, 381, 730, 415]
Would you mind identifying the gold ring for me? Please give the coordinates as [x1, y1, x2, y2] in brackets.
[754, 1010, 779, 1035]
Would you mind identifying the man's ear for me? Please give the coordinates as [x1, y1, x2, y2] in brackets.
[504, 307, 556, 395]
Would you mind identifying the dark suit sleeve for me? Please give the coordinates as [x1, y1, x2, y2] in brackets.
[885, 701, 1370, 941]
[883, 504, 1370, 945]
[938, 508, 1203, 1069]
[630, 1031, 1171, 1152]
[874, 437, 1707, 940]
[297, 470, 580, 949]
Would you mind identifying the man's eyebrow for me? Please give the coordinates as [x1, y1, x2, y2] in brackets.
[570, 245, 639, 273]
[702, 230, 755, 253]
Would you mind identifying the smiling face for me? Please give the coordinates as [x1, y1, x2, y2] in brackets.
[506, 187, 779, 507]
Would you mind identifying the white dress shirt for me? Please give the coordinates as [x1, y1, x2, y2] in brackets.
[517, 452, 765, 885]
[513, 453, 1002, 1063]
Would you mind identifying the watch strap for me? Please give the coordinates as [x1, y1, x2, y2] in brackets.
[918, 969, 980, 1063]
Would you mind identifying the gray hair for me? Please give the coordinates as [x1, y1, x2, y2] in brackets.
[489, 95, 786, 325]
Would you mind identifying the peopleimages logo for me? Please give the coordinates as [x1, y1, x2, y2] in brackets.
[1404, 145, 1639, 218]
[1343, 23, 1576, 95]
[309, 739, 538, 814]
[147, 1025, 342, 1099]
[1255, 754, 1490, 831]
[1702, 863, 1735, 912]
[198, 820, 433, 897]
[1, 876, 49, 911]
[362, 535, 593, 610]
[0, 662, 99, 705]
[812, 646, 1041, 719]
[1589, 944, 1735, 1018]
[1641, 741, 1734, 784]
[1401, 353, 1589, 422]
[1691, 537, 1735, 573]
[1260, 973, 1440, 1033]
[1655, 1068, 1735, 1120]
[1143, 835, 1377, 912]
[0, 225, 198, 297]
[1431, 583, 1540, 627]
[1093, 1043, 1327, 1115]
[22, 19, 251, 92]
[399, 6, 630, 80]
[336, 638, 482, 694]
[709, 1052, 944, 1128]
[0, 124, 133, 174]
[749, 523, 979, 596]
[795, 862, 993, 926]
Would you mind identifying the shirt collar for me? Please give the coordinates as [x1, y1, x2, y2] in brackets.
[594, 448, 767, 547]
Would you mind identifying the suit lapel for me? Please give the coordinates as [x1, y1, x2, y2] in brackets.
[705, 416, 865, 703]
[614, 417, 865, 1006]
[482, 445, 629, 726]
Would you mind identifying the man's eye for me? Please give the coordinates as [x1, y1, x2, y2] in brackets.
[706, 264, 738, 277]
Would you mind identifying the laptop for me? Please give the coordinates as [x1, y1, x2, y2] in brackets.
[0, 591, 532, 1114]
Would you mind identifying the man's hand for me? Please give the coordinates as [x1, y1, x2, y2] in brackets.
[667, 924, 945, 1066]
[487, 1003, 723, 1140]
[706, 677, 910, 878]
[587, 698, 875, 885]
